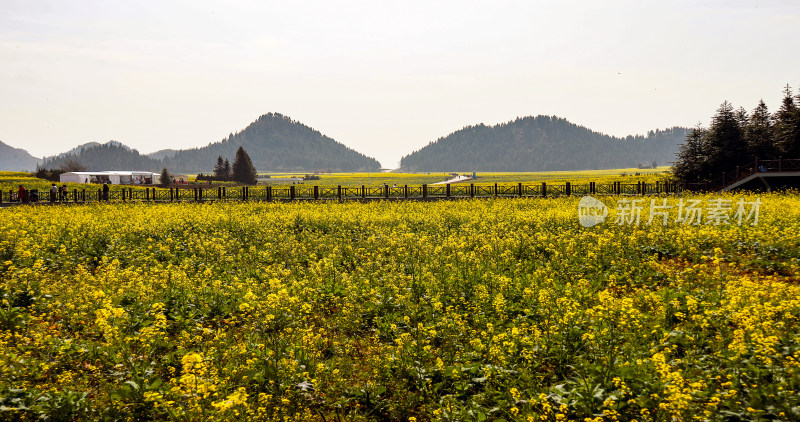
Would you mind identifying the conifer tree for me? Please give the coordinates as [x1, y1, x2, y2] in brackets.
[673, 125, 708, 182]
[746, 100, 775, 160]
[774, 84, 800, 157]
[231, 147, 257, 184]
[159, 168, 171, 188]
[705, 101, 747, 177]
[223, 159, 231, 180]
[213, 156, 226, 180]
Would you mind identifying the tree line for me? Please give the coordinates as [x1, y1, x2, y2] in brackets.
[400, 115, 688, 172]
[195, 147, 258, 184]
[673, 84, 800, 184]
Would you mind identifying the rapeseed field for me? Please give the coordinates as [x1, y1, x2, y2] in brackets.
[1, 193, 799, 420]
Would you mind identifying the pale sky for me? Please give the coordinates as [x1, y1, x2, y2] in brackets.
[2, 0, 799, 168]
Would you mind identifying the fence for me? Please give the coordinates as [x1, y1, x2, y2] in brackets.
[3, 180, 685, 205]
[685, 157, 800, 191]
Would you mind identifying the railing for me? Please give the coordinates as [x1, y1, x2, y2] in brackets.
[3, 180, 688, 205]
[685, 157, 800, 191]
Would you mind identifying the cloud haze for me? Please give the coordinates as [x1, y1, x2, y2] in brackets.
[2, 0, 799, 168]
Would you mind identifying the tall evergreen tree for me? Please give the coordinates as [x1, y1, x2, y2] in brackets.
[673, 125, 708, 182]
[213, 156, 226, 180]
[223, 159, 231, 180]
[704, 101, 747, 177]
[745, 100, 775, 160]
[774, 84, 800, 157]
[159, 168, 171, 188]
[231, 147, 258, 184]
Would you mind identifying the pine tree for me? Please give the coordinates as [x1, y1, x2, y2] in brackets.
[774, 84, 800, 157]
[745, 100, 775, 160]
[673, 125, 708, 182]
[213, 156, 226, 180]
[231, 147, 258, 184]
[223, 159, 231, 181]
[705, 101, 747, 177]
[159, 168, 171, 188]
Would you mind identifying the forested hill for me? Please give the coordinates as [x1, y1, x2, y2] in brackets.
[0, 140, 42, 171]
[41, 143, 162, 171]
[163, 113, 381, 172]
[400, 116, 688, 171]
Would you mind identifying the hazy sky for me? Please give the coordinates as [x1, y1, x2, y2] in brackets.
[2, 0, 799, 168]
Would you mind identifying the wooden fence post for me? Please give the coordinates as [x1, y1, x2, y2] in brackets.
[542, 182, 547, 198]
[267, 186, 272, 201]
[422, 184, 427, 198]
[314, 185, 319, 200]
[337, 185, 342, 201]
[361, 185, 366, 199]
[446, 184, 451, 198]
[384, 184, 389, 199]
[470, 183, 474, 198]
[404, 185, 408, 199]
[518, 182, 523, 197]
[566, 182, 571, 196]
[290, 185, 295, 200]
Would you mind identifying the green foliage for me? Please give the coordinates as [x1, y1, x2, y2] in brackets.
[159, 168, 170, 188]
[400, 116, 688, 171]
[674, 85, 800, 184]
[231, 147, 257, 185]
[163, 113, 382, 172]
[34, 167, 63, 182]
[42, 142, 162, 172]
[213, 156, 229, 181]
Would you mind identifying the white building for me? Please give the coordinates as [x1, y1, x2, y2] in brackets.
[60, 171, 162, 185]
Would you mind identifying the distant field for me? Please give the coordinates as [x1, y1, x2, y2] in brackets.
[0, 168, 673, 194]
[260, 167, 672, 187]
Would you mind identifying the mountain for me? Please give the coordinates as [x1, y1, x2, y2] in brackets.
[147, 149, 178, 160]
[41, 142, 162, 171]
[52, 141, 131, 159]
[162, 113, 381, 172]
[400, 116, 689, 171]
[0, 140, 42, 171]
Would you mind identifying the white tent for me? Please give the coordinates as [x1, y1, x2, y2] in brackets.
[60, 171, 159, 185]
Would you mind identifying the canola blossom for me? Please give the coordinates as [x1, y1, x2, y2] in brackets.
[1, 193, 799, 421]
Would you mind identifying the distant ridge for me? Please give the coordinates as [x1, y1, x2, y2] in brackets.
[147, 149, 178, 160]
[162, 113, 381, 172]
[35, 114, 382, 173]
[0, 140, 42, 171]
[42, 142, 161, 171]
[400, 116, 688, 172]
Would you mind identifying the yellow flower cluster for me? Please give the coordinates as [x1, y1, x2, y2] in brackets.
[0, 191, 798, 420]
